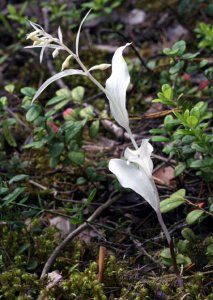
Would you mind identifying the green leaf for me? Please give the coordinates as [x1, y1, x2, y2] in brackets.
[172, 40, 186, 55]
[26, 105, 42, 122]
[4, 84, 15, 93]
[71, 86, 85, 102]
[169, 61, 185, 74]
[63, 121, 83, 141]
[49, 143, 64, 158]
[20, 87, 36, 98]
[79, 106, 94, 119]
[160, 248, 171, 259]
[9, 174, 28, 184]
[82, 188, 97, 208]
[2, 187, 26, 206]
[190, 157, 213, 169]
[160, 189, 186, 213]
[7, 4, 17, 15]
[182, 52, 199, 59]
[23, 140, 46, 149]
[151, 136, 170, 142]
[89, 120, 100, 138]
[54, 99, 70, 111]
[3, 120, 17, 147]
[46, 95, 66, 107]
[26, 260, 38, 270]
[68, 151, 85, 165]
[186, 210, 205, 225]
[160, 195, 185, 213]
[174, 163, 186, 176]
[187, 115, 198, 128]
[162, 84, 173, 100]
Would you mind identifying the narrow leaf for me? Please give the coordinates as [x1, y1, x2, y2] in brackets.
[76, 10, 91, 57]
[32, 69, 86, 102]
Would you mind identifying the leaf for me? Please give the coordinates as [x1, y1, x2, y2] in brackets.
[89, 120, 100, 138]
[105, 43, 131, 131]
[46, 95, 66, 107]
[9, 174, 28, 184]
[27, 260, 38, 270]
[186, 210, 205, 225]
[32, 69, 86, 102]
[26, 105, 41, 122]
[109, 158, 159, 212]
[71, 86, 85, 102]
[49, 143, 64, 158]
[68, 151, 85, 165]
[174, 163, 186, 176]
[2, 187, 26, 206]
[172, 40, 186, 55]
[160, 196, 185, 213]
[3, 120, 17, 147]
[169, 61, 184, 74]
[82, 188, 97, 208]
[151, 136, 170, 142]
[162, 84, 173, 100]
[20, 87, 36, 98]
[76, 9, 91, 57]
[79, 106, 94, 119]
[63, 121, 83, 141]
[4, 84, 15, 93]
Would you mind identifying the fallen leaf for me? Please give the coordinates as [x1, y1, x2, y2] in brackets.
[153, 166, 176, 187]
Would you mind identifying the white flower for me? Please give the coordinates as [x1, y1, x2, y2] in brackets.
[105, 43, 131, 132]
[109, 139, 160, 213]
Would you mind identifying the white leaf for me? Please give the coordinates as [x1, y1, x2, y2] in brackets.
[89, 63, 111, 72]
[76, 9, 91, 57]
[25, 45, 64, 50]
[124, 139, 153, 178]
[105, 43, 131, 131]
[32, 69, 86, 102]
[40, 42, 48, 63]
[58, 26, 63, 43]
[109, 158, 160, 212]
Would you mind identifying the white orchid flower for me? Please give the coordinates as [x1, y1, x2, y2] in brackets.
[105, 43, 131, 133]
[109, 139, 160, 213]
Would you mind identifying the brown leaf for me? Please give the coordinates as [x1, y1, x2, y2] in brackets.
[153, 166, 176, 187]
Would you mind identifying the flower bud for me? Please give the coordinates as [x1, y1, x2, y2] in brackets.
[47, 122, 59, 133]
[52, 49, 59, 58]
[61, 55, 72, 71]
[62, 108, 74, 120]
[198, 80, 209, 91]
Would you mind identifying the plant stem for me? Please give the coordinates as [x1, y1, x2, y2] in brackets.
[156, 211, 184, 289]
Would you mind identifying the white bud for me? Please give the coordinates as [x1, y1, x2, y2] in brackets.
[52, 49, 59, 58]
[89, 63, 111, 72]
[61, 55, 72, 71]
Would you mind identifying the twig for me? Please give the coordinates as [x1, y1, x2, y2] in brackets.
[185, 198, 213, 217]
[40, 194, 120, 278]
[29, 179, 49, 191]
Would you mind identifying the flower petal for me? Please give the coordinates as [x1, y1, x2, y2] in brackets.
[32, 69, 86, 102]
[124, 139, 153, 177]
[105, 43, 131, 131]
[109, 158, 159, 212]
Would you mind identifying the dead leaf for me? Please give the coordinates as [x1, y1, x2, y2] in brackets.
[153, 166, 176, 187]
[49, 216, 71, 236]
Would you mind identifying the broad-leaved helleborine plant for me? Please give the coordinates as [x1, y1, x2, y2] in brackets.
[26, 12, 184, 283]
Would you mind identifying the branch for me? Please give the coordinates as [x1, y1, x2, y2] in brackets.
[40, 194, 119, 278]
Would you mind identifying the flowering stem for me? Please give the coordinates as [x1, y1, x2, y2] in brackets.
[156, 211, 184, 289]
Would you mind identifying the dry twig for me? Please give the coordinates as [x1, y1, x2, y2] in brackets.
[41, 194, 120, 278]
